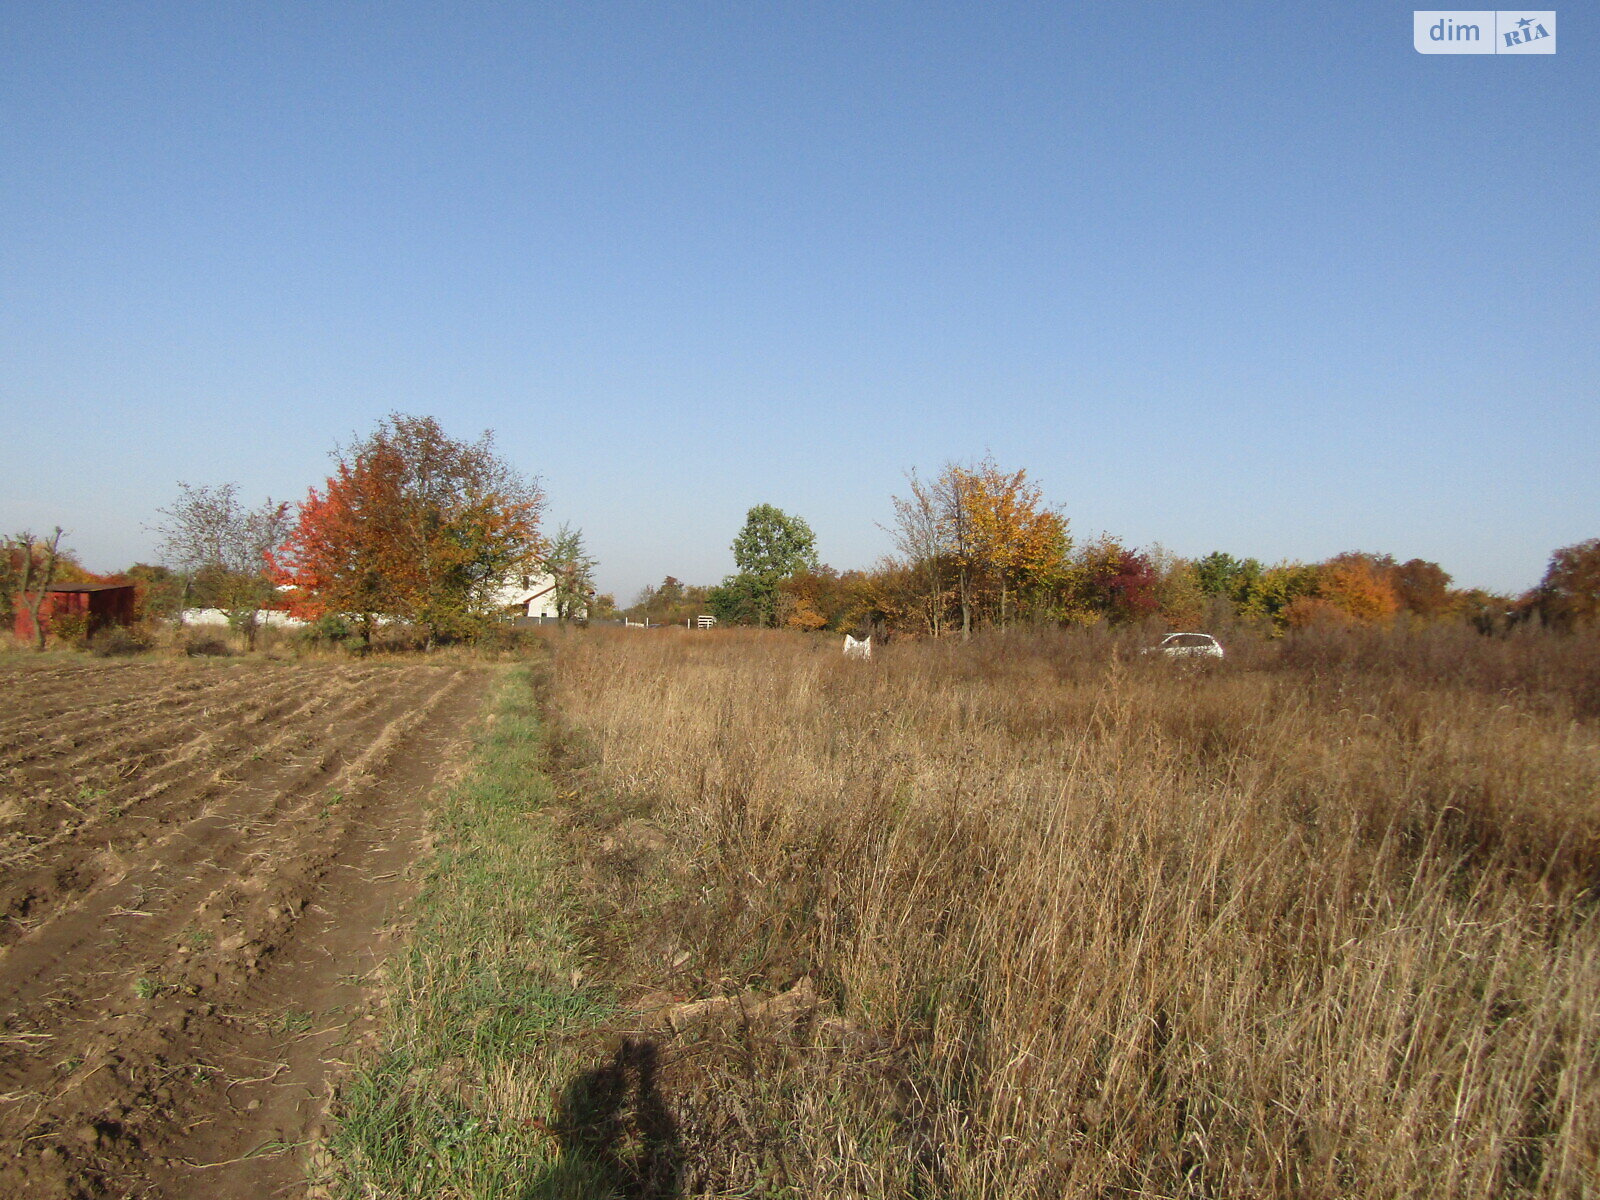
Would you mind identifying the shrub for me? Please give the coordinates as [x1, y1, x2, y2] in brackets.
[88, 625, 152, 657]
[308, 613, 354, 643]
[183, 634, 233, 657]
[471, 620, 544, 656]
[49, 612, 91, 648]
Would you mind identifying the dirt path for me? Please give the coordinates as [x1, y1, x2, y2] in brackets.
[0, 655, 493, 1199]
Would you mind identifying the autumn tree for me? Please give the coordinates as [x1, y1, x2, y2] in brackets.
[888, 458, 1068, 638]
[1145, 547, 1207, 629]
[964, 459, 1070, 628]
[1075, 537, 1161, 623]
[272, 414, 544, 645]
[270, 474, 383, 640]
[1236, 562, 1320, 629]
[636, 575, 686, 619]
[930, 466, 982, 639]
[775, 567, 870, 633]
[1391, 558, 1455, 620]
[712, 504, 820, 626]
[1533, 538, 1600, 629]
[1457, 588, 1517, 635]
[1316, 552, 1400, 625]
[776, 571, 831, 631]
[157, 484, 291, 649]
[0, 538, 26, 633]
[848, 558, 926, 636]
[628, 576, 712, 625]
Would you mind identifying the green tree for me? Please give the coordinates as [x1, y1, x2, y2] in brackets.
[121, 563, 187, 621]
[707, 572, 767, 626]
[544, 523, 597, 623]
[717, 504, 820, 626]
[1193, 552, 1260, 598]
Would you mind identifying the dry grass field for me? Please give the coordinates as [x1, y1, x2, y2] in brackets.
[527, 624, 1599, 1198]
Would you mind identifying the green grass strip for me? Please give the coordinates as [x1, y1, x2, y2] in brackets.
[328, 664, 616, 1200]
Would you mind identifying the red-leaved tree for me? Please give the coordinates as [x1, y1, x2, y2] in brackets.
[272, 414, 544, 645]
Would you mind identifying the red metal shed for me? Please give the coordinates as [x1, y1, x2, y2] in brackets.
[13, 584, 137, 644]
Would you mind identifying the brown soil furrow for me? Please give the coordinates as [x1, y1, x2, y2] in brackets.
[0, 664, 351, 794]
[0, 666, 473, 1030]
[0, 662, 388, 766]
[171, 668, 481, 1006]
[142, 668, 479, 1003]
[0, 662, 274, 746]
[0, 667, 438, 961]
[0, 662, 400, 928]
[46, 668, 375, 827]
[0, 660, 120, 708]
[146, 670, 487, 1200]
[0, 657, 491, 1200]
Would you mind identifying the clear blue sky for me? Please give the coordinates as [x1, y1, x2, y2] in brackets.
[3, 2, 1594, 602]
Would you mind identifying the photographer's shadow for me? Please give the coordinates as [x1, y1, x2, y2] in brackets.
[523, 1037, 682, 1200]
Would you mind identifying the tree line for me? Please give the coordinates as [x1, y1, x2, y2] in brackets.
[625, 457, 1600, 638]
[7, 433, 1598, 647]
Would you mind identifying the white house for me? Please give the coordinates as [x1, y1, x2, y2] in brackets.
[179, 608, 307, 628]
[491, 572, 585, 620]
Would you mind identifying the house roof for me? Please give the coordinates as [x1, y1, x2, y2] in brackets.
[43, 583, 135, 594]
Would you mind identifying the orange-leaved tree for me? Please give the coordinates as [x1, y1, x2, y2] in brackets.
[272, 414, 544, 645]
[776, 567, 871, 633]
[1316, 552, 1401, 625]
[964, 458, 1070, 628]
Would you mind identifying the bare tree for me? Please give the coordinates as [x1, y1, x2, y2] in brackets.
[885, 470, 949, 638]
[933, 466, 983, 641]
[8, 528, 66, 651]
[888, 465, 979, 640]
[157, 484, 290, 650]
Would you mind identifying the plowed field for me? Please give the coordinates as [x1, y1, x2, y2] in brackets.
[0, 655, 492, 1200]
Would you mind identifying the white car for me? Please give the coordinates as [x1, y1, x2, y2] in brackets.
[1147, 632, 1224, 659]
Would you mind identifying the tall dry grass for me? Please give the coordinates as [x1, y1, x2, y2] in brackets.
[545, 624, 1599, 1198]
